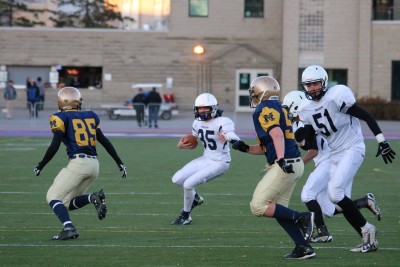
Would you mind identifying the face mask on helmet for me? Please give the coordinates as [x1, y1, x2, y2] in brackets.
[57, 87, 82, 111]
[193, 93, 218, 121]
[301, 65, 328, 101]
[248, 76, 281, 108]
[282, 91, 306, 122]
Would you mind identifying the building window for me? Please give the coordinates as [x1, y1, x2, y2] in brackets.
[392, 61, 400, 100]
[373, 0, 395, 20]
[236, 69, 272, 111]
[298, 68, 347, 90]
[57, 66, 103, 89]
[189, 0, 208, 17]
[244, 0, 264, 18]
[0, 0, 171, 30]
[299, 0, 324, 67]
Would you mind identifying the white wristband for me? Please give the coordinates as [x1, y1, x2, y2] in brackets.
[376, 133, 385, 143]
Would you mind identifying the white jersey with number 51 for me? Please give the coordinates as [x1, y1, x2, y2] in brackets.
[298, 85, 365, 155]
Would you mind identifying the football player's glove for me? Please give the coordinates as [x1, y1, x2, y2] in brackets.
[376, 141, 396, 164]
[277, 158, 294, 174]
[119, 164, 127, 178]
[230, 140, 249, 153]
[34, 164, 42, 176]
[294, 127, 305, 143]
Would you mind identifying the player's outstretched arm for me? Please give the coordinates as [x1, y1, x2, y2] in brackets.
[96, 128, 127, 178]
[230, 140, 249, 152]
[230, 140, 265, 155]
[34, 131, 63, 176]
[347, 104, 396, 164]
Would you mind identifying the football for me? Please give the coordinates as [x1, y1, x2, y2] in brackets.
[182, 134, 198, 148]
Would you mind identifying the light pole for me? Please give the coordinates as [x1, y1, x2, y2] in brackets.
[193, 45, 205, 95]
[8, 0, 14, 27]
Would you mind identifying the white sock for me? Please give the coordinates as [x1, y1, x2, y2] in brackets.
[183, 188, 195, 212]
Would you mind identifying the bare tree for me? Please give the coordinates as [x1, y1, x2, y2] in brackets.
[0, 0, 46, 27]
[50, 0, 133, 28]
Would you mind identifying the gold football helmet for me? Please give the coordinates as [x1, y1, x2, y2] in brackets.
[249, 76, 281, 108]
[57, 87, 82, 111]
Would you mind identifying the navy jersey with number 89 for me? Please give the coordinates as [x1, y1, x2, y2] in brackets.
[50, 110, 100, 158]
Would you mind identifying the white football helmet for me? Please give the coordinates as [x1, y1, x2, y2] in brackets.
[301, 65, 328, 101]
[282, 91, 306, 121]
[57, 87, 82, 111]
[194, 93, 218, 120]
[248, 76, 280, 108]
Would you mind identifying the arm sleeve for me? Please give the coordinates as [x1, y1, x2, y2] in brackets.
[38, 131, 63, 169]
[346, 104, 382, 136]
[220, 117, 240, 141]
[300, 125, 317, 151]
[96, 128, 123, 166]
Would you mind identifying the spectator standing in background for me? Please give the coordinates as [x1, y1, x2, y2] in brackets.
[71, 76, 80, 88]
[3, 80, 17, 119]
[27, 79, 40, 118]
[145, 87, 162, 128]
[37, 77, 45, 111]
[132, 88, 146, 127]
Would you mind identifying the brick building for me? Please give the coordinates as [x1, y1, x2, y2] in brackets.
[0, 0, 399, 111]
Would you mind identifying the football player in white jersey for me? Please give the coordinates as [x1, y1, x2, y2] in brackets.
[283, 91, 382, 244]
[297, 65, 396, 253]
[171, 93, 241, 225]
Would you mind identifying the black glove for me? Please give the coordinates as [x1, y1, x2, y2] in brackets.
[230, 140, 249, 153]
[277, 158, 294, 173]
[119, 163, 127, 178]
[376, 141, 396, 164]
[34, 163, 42, 176]
[294, 127, 305, 143]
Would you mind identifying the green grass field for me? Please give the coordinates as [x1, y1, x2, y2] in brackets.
[0, 137, 399, 267]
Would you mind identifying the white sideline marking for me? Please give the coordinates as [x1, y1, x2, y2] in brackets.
[0, 243, 398, 251]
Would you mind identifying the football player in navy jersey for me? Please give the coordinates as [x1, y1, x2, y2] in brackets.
[34, 87, 127, 240]
[230, 76, 315, 260]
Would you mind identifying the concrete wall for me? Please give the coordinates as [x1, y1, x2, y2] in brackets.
[372, 22, 400, 100]
[1, 0, 399, 112]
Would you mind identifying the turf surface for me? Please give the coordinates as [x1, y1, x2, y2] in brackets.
[0, 137, 399, 266]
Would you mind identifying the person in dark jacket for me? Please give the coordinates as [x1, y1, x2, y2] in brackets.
[132, 88, 146, 127]
[145, 87, 162, 128]
[26, 79, 40, 118]
[3, 80, 17, 119]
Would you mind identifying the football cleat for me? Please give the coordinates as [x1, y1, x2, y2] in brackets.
[366, 193, 382, 221]
[191, 193, 204, 210]
[284, 244, 316, 260]
[90, 189, 107, 220]
[295, 212, 314, 242]
[360, 224, 377, 253]
[171, 215, 192, 225]
[350, 239, 378, 253]
[310, 225, 333, 243]
[51, 226, 79, 240]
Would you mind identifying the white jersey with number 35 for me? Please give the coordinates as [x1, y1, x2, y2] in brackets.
[298, 85, 365, 155]
[192, 116, 239, 162]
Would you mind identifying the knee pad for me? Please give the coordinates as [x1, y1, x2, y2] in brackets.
[171, 174, 183, 186]
[250, 200, 268, 217]
[46, 189, 57, 204]
[328, 188, 344, 204]
[300, 189, 316, 204]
